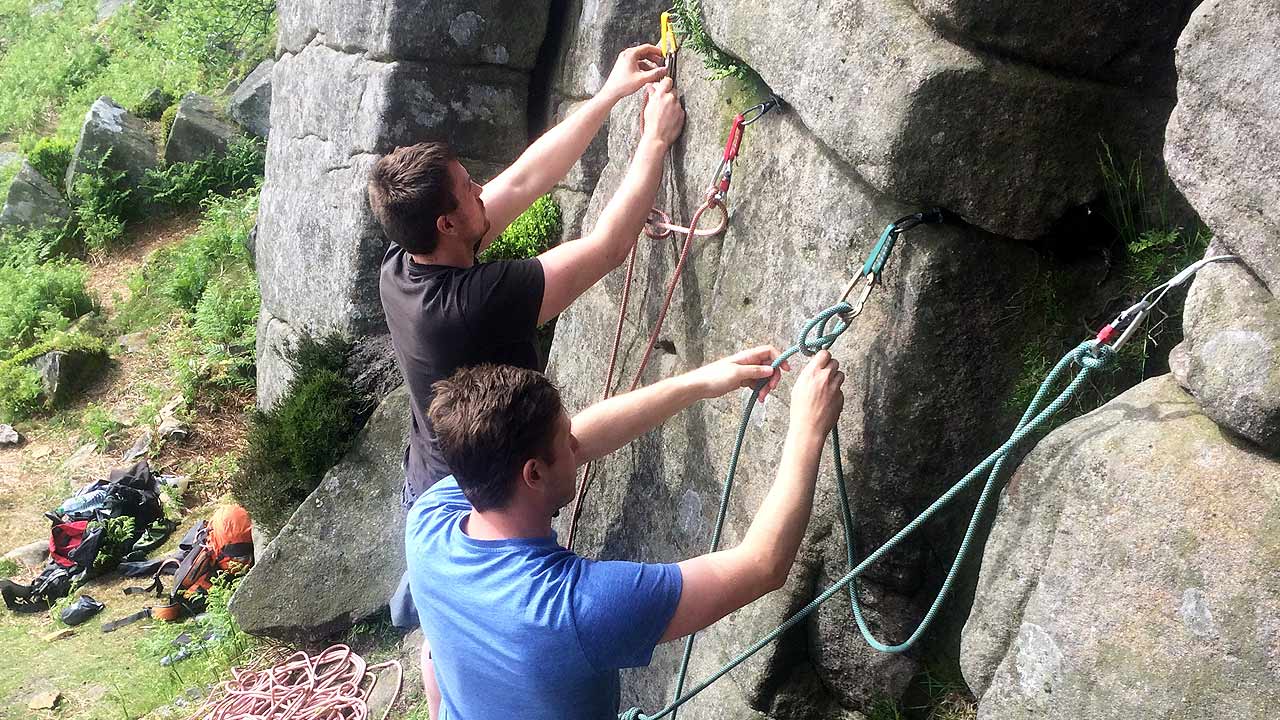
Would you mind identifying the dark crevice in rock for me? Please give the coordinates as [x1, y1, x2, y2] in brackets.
[527, 0, 573, 138]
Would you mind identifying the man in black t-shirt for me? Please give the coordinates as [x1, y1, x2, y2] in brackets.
[370, 45, 682, 507]
[368, 45, 684, 719]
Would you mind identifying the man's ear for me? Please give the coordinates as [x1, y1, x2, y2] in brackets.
[519, 457, 542, 493]
[436, 212, 453, 238]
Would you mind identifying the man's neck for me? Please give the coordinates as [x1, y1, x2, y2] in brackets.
[465, 506, 554, 542]
[410, 239, 475, 268]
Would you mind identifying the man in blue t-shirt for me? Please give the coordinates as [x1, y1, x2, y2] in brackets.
[407, 347, 846, 719]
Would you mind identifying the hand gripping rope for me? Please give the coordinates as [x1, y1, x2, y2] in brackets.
[564, 16, 783, 551]
[619, 249, 1238, 720]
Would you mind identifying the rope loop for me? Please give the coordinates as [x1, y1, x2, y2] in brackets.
[797, 302, 853, 356]
[1077, 340, 1116, 370]
[619, 708, 647, 720]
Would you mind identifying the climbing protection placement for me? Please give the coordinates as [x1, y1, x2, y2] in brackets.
[619, 250, 1239, 720]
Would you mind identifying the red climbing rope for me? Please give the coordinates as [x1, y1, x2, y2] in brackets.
[187, 644, 402, 720]
[564, 99, 780, 551]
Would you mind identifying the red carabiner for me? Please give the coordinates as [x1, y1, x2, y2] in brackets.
[723, 114, 745, 163]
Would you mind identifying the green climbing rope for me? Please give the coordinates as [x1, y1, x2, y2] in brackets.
[623, 311, 1116, 720]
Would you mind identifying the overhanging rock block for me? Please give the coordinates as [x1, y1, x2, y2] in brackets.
[1166, 0, 1280, 292]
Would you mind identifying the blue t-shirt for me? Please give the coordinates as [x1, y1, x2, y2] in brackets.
[406, 478, 683, 720]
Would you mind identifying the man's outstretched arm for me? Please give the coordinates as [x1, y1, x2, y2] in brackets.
[660, 351, 846, 643]
[479, 45, 667, 252]
[570, 346, 785, 464]
[535, 77, 684, 325]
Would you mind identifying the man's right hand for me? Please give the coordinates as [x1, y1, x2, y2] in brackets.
[790, 351, 845, 437]
[641, 78, 685, 147]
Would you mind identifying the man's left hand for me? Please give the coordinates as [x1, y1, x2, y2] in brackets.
[687, 346, 789, 402]
[601, 44, 668, 101]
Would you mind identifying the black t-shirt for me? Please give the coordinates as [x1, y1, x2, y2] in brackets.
[379, 245, 545, 504]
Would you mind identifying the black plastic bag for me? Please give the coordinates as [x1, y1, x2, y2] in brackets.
[60, 594, 105, 625]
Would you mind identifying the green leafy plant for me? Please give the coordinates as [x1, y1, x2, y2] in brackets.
[88, 515, 137, 571]
[82, 403, 127, 450]
[192, 268, 259, 388]
[143, 136, 266, 209]
[0, 557, 19, 578]
[24, 136, 75, 190]
[669, 0, 747, 81]
[0, 259, 94, 356]
[234, 335, 360, 532]
[163, 0, 277, 77]
[480, 195, 562, 262]
[69, 149, 136, 252]
[155, 188, 258, 309]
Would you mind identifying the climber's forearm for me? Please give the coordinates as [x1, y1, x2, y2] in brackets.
[736, 425, 825, 587]
[570, 371, 699, 464]
[534, 136, 669, 325]
[478, 95, 614, 251]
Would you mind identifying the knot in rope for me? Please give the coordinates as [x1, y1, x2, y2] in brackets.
[1075, 340, 1116, 370]
[619, 708, 648, 720]
[797, 302, 854, 356]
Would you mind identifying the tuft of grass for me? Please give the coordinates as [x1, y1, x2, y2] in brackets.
[82, 403, 126, 451]
[23, 136, 75, 190]
[0, 155, 19, 195]
[234, 335, 361, 532]
[480, 195, 561, 262]
[0, 558, 19, 578]
[1005, 144, 1210, 420]
[0, 260, 95, 357]
[669, 0, 747, 81]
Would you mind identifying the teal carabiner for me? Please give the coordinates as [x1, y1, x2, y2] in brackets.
[861, 222, 899, 278]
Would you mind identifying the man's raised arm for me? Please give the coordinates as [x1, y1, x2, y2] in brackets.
[660, 351, 846, 643]
[479, 45, 668, 252]
[569, 346, 785, 464]
[534, 76, 684, 325]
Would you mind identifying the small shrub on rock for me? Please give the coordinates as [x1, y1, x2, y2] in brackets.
[24, 137, 74, 190]
[0, 330, 107, 422]
[235, 335, 360, 531]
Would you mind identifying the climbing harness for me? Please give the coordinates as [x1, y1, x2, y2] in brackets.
[620, 248, 1238, 720]
[186, 644, 402, 720]
[564, 16, 783, 551]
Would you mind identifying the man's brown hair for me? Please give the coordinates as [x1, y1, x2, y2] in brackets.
[367, 142, 458, 255]
[428, 365, 563, 511]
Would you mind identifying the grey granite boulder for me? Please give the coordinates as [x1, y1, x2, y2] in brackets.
[228, 59, 274, 139]
[1171, 256, 1280, 453]
[701, 0, 1183, 240]
[0, 424, 21, 446]
[229, 384, 410, 639]
[96, 0, 131, 23]
[0, 161, 70, 231]
[1166, 0, 1280, 292]
[30, 346, 106, 406]
[163, 93, 240, 165]
[64, 97, 157, 195]
[961, 375, 1280, 718]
